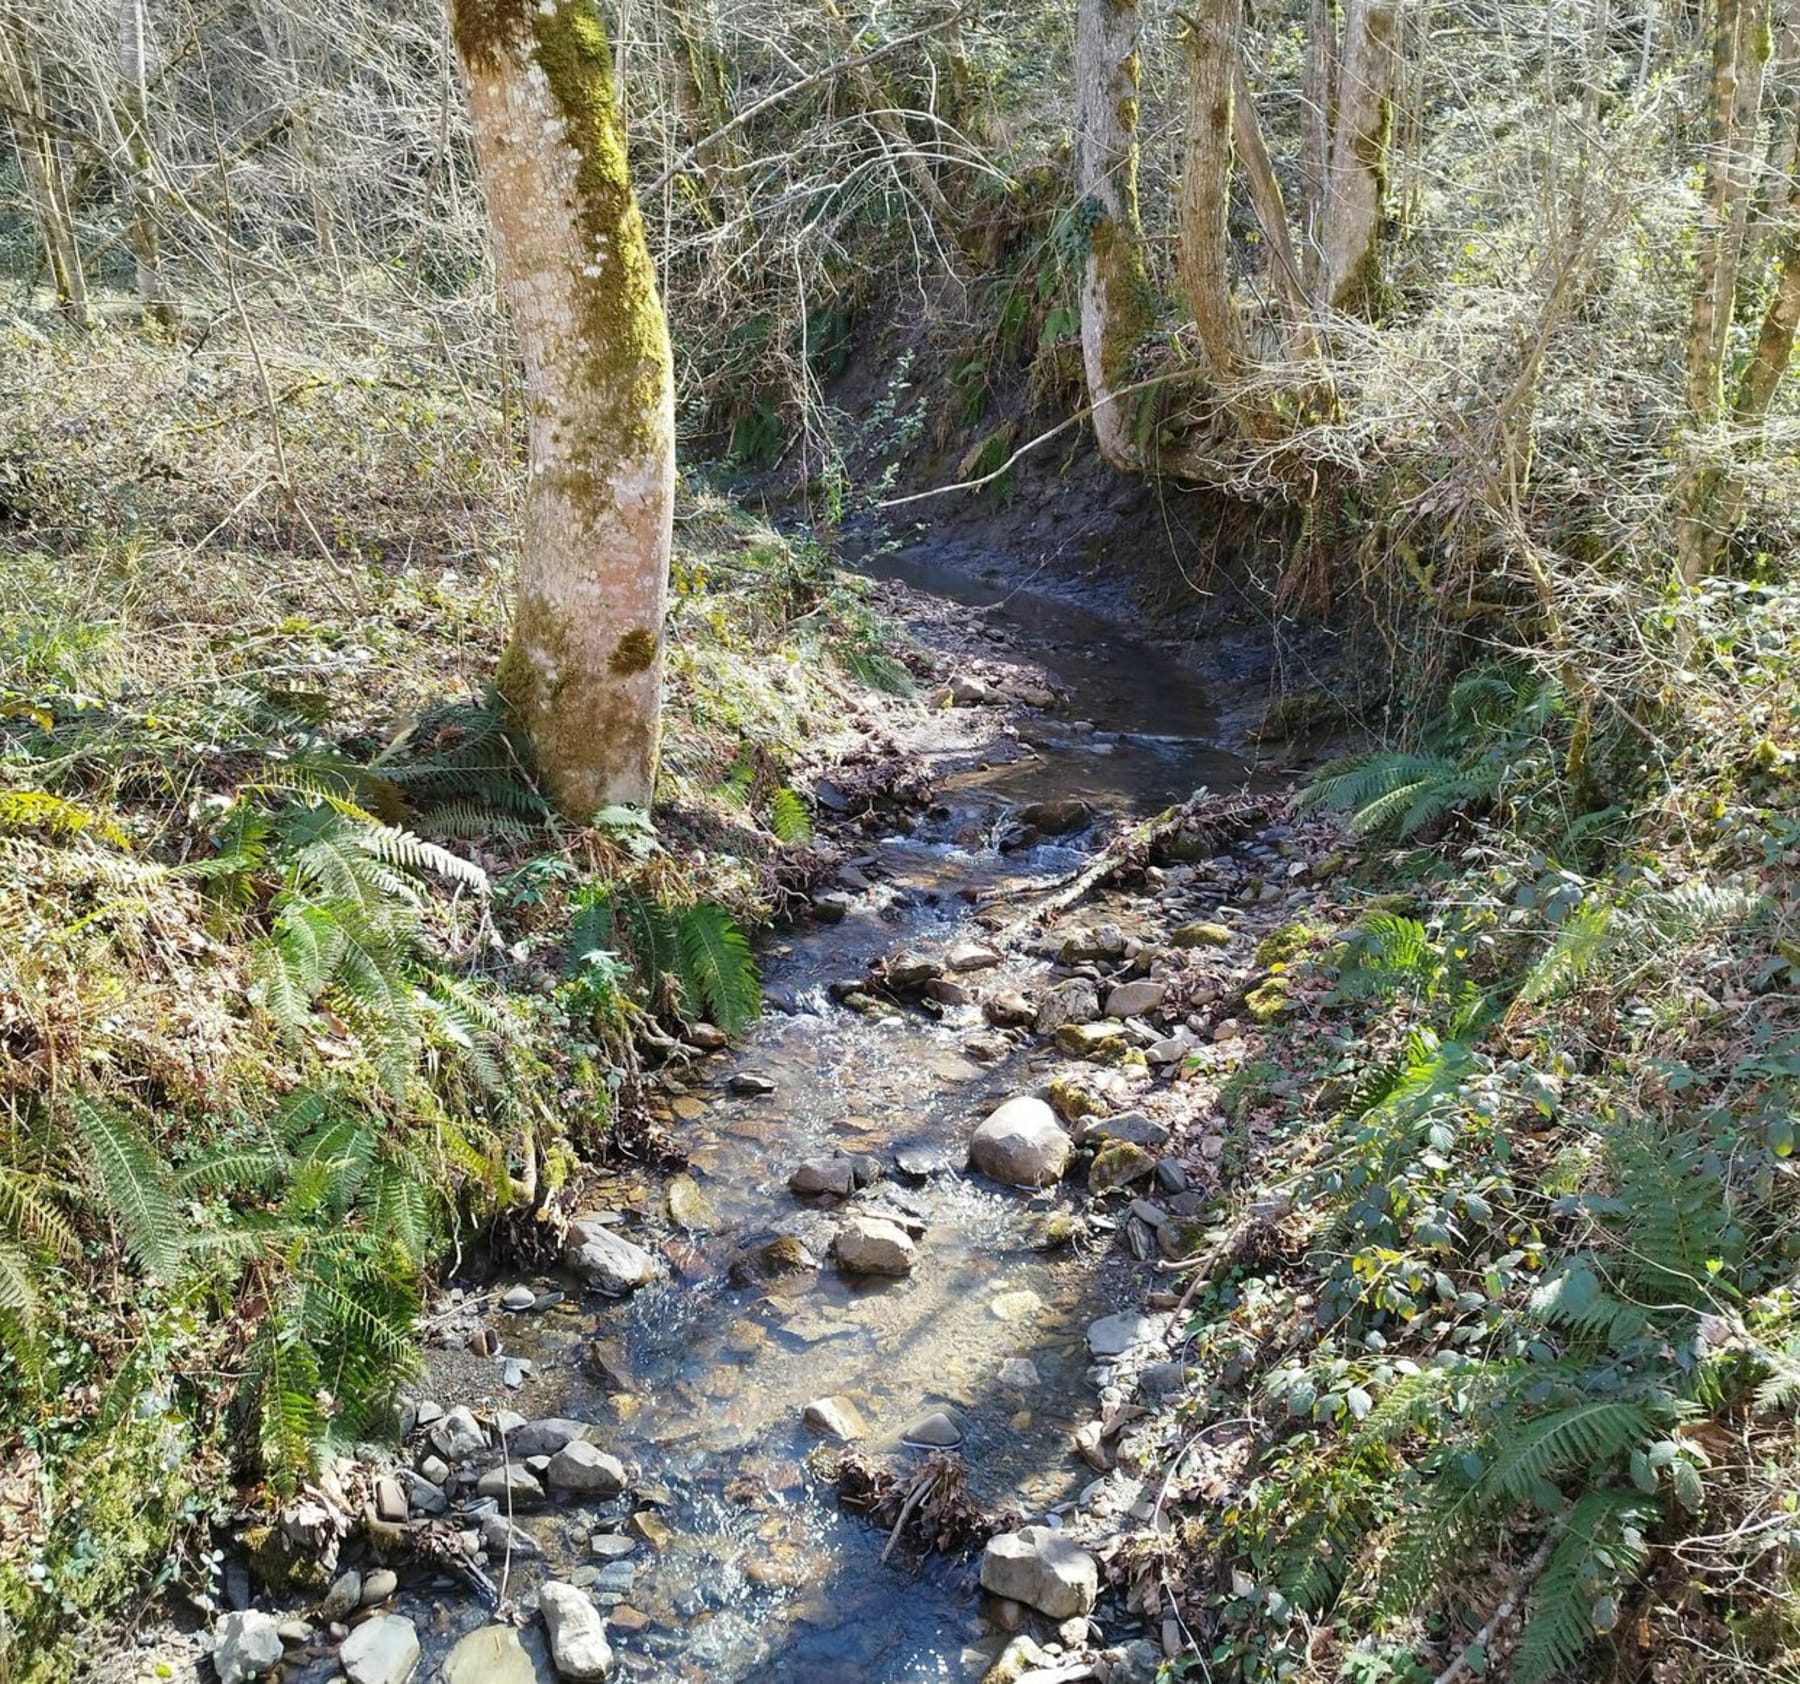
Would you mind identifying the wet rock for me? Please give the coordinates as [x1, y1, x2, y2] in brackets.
[1046, 1073, 1109, 1124]
[687, 1021, 729, 1050]
[340, 1613, 420, 1684]
[628, 1511, 673, 1551]
[319, 1569, 362, 1621]
[833, 1215, 916, 1276]
[1016, 798, 1091, 835]
[946, 940, 1003, 972]
[359, 1568, 398, 1606]
[1055, 1021, 1126, 1059]
[373, 1476, 407, 1524]
[443, 1625, 537, 1684]
[564, 1220, 662, 1295]
[1172, 920, 1234, 949]
[1082, 1110, 1170, 1149]
[727, 1071, 777, 1096]
[963, 1034, 1009, 1063]
[998, 1357, 1041, 1389]
[948, 674, 995, 705]
[802, 1395, 868, 1442]
[589, 1534, 637, 1561]
[980, 1526, 1098, 1618]
[789, 1155, 856, 1198]
[481, 1514, 542, 1558]
[1105, 979, 1165, 1019]
[539, 1580, 613, 1681]
[900, 1408, 965, 1448]
[665, 1173, 716, 1232]
[847, 1152, 884, 1188]
[501, 1285, 537, 1312]
[727, 1234, 819, 1285]
[924, 976, 971, 1007]
[546, 1441, 628, 1497]
[1033, 978, 1100, 1034]
[983, 990, 1036, 1028]
[213, 1610, 284, 1683]
[397, 1468, 447, 1516]
[969, 1096, 1072, 1187]
[430, 1404, 486, 1463]
[883, 950, 943, 991]
[1088, 1309, 1166, 1358]
[1157, 1216, 1211, 1261]
[1088, 1139, 1156, 1193]
[811, 890, 853, 923]
[892, 1141, 951, 1182]
[508, 1418, 594, 1458]
[477, 1465, 545, 1505]
[980, 1634, 1050, 1684]
[1058, 923, 1126, 963]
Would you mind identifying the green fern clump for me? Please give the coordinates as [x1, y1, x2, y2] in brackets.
[366, 695, 549, 837]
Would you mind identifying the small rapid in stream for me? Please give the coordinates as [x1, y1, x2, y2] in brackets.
[407, 557, 1259, 1684]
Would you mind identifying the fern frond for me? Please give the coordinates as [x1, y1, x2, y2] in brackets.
[68, 1095, 182, 1278]
[1511, 903, 1615, 1014]
[1486, 1401, 1670, 1506]
[1515, 1492, 1656, 1684]
[0, 1239, 38, 1321]
[769, 787, 814, 844]
[0, 1166, 79, 1260]
[674, 901, 761, 1033]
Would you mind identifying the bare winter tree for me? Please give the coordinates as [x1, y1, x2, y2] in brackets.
[450, 0, 675, 816]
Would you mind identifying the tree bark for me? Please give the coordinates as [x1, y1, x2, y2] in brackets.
[450, 0, 675, 816]
[1299, 0, 1338, 292]
[1178, 0, 1249, 386]
[1319, 0, 1399, 315]
[117, 0, 173, 327]
[0, 19, 90, 326]
[1075, 0, 1156, 471]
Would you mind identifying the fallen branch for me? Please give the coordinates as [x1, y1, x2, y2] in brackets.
[1430, 1533, 1555, 1684]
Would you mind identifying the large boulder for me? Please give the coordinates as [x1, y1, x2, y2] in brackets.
[1033, 979, 1100, 1035]
[545, 1439, 627, 1497]
[443, 1626, 538, 1684]
[507, 1417, 595, 1458]
[340, 1614, 420, 1684]
[969, 1097, 1073, 1188]
[213, 1611, 284, 1684]
[833, 1215, 916, 1276]
[563, 1219, 661, 1295]
[540, 1580, 614, 1681]
[979, 1526, 1098, 1618]
[428, 1403, 486, 1462]
[1104, 979, 1165, 1019]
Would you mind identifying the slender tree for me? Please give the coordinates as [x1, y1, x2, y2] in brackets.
[1319, 0, 1399, 314]
[450, 0, 675, 816]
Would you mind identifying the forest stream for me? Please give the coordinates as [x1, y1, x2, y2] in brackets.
[363, 555, 1266, 1684]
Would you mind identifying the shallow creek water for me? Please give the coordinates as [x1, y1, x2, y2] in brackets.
[413, 564, 1255, 1683]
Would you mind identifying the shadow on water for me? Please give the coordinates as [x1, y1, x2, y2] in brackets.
[411, 557, 1255, 1682]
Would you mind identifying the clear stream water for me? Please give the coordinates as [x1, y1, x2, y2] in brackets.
[405, 562, 1256, 1684]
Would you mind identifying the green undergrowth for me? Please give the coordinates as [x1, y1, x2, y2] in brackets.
[1160, 593, 1800, 1683]
[0, 333, 923, 1673]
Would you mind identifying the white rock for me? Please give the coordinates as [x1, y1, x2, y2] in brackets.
[1105, 979, 1165, 1019]
[979, 1526, 1099, 1618]
[429, 1403, 487, 1462]
[340, 1613, 420, 1684]
[969, 1096, 1073, 1187]
[946, 940, 1003, 972]
[213, 1610, 284, 1683]
[1087, 1309, 1167, 1358]
[563, 1218, 661, 1294]
[833, 1215, 916, 1276]
[546, 1439, 627, 1496]
[540, 1580, 614, 1680]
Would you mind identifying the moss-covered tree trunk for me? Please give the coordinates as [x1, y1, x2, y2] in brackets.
[450, 0, 675, 817]
[1075, 0, 1156, 472]
[0, 20, 90, 327]
[1319, 0, 1398, 315]
[1178, 0, 1249, 389]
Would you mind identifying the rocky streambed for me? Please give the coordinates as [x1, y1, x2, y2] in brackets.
[147, 557, 1343, 1684]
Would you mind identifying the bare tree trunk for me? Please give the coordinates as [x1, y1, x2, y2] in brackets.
[1075, 0, 1155, 471]
[117, 0, 173, 327]
[1299, 0, 1338, 292]
[1319, 0, 1399, 315]
[450, 0, 675, 816]
[1232, 61, 1317, 349]
[0, 20, 90, 326]
[1178, 0, 1248, 386]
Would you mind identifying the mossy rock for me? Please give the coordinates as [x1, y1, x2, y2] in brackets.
[1030, 1211, 1080, 1250]
[1157, 1216, 1212, 1261]
[1057, 1022, 1126, 1059]
[242, 1522, 333, 1595]
[1089, 1139, 1156, 1193]
[1047, 1074, 1107, 1123]
[1253, 920, 1328, 968]
[1172, 921, 1234, 949]
[1245, 978, 1292, 1022]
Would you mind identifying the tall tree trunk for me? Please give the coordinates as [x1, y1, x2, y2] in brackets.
[450, 0, 675, 816]
[1319, 0, 1399, 315]
[117, 0, 173, 327]
[1178, 0, 1249, 387]
[1075, 0, 1155, 471]
[0, 20, 90, 326]
[1299, 0, 1338, 292]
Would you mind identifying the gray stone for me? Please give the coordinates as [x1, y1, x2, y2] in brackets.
[788, 1156, 855, 1198]
[430, 1404, 487, 1462]
[900, 1408, 965, 1448]
[833, 1215, 916, 1276]
[276, 1619, 313, 1647]
[892, 1142, 951, 1181]
[481, 1514, 542, 1558]
[1105, 979, 1165, 1019]
[359, 1568, 397, 1606]
[563, 1220, 661, 1295]
[802, 1396, 868, 1441]
[811, 891, 853, 923]
[1058, 923, 1126, 963]
[443, 1625, 538, 1684]
[983, 990, 1036, 1028]
[997, 1357, 1040, 1389]
[397, 1468, 447, 1516]
[546, 1440, 628, 1497]
[476, 1465, 545, 1505]
[508, 1418, 594, 1458]
[969, 1096, 1072, 1188]
[1172, 920, 1234, 948]
[340, 1613, 420, 1684]
[589, 1534, 637, 1561]
[727, 1071, 777, 1096]
[979, 1526, 1098, 1619]
[319, 1569, 362, 1621]
[1033, 979, 1100, 1034]
[1139, 1360, 1191, 1399]
[1146, 1033, 1197, 1066]
[417, 1453, 451, 1487]
[593, 1562, 636, 1595]
[212, 1610, 284, 1683]
[946, 940, 1002, 972]
[539, 1579, 614, 1680]
[373, 1475, 407, 1524]
[1087, 1310, 1166, 1359]
[501, 1285, 537, 1312]
[1082, 1110, 1171, 1149]
[1016, 798, 1091, 835]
